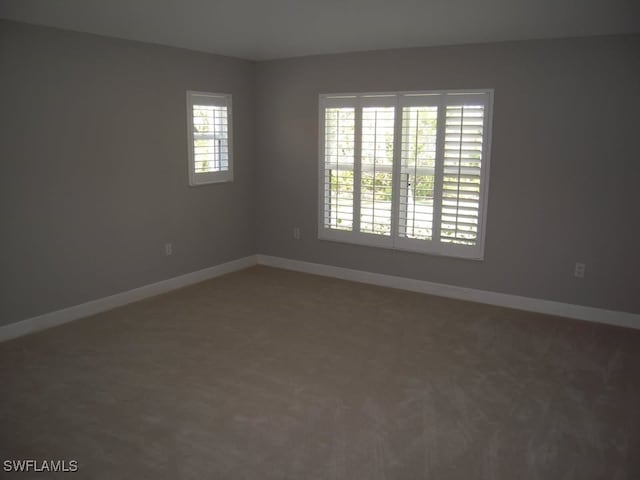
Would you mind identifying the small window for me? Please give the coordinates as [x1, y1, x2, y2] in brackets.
[319, 90, 493, 260]
[186, 91, 233, 185]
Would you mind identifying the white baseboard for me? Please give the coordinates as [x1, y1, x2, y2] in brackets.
[256, 255, 640, 330]
[3, 253, 637, 343]
[0, 255, 258, 343]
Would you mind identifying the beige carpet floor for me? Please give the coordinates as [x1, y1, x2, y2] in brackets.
[1, 266, 639, 479]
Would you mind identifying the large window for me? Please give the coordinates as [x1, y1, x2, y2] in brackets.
[186, 91, 233, 185]
[319, 90, 493, 259]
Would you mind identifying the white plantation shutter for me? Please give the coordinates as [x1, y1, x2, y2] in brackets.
[441, 103, 484, 245]
[323, 105, 355, 230]
[398, 102, 439, 243]
[319, 90, 492, 259]
[193, 105, 228, 172]
[187, 91, 233, 185]
[360, 104, 395, 236]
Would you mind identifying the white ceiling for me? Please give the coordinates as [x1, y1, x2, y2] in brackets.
[1, 0, 638, 60]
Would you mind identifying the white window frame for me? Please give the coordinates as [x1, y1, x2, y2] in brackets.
[186, 91, 234, 186]
[318, 89, 494, 260]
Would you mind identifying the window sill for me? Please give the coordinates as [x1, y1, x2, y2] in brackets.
[318, 229, 485, 261]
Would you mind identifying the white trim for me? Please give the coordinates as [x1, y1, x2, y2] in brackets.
[0, 255, 258, 343]
[3, 254, 637, 343]
[323, 89, 492, 99]
[256, 255, 640, 331]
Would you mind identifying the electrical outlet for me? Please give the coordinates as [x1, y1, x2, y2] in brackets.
[165, 243, 173, 256]
[574, 262, 585, 278]
[293, 227, 301, 240]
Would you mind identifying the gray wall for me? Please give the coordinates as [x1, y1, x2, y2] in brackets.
[255, 35, 640, 314]
[1, 20, 638, 327]
[0, 20, 256, 326]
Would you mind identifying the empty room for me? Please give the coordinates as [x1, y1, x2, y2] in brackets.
[1, 0, 639, 478]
